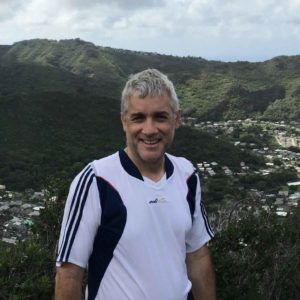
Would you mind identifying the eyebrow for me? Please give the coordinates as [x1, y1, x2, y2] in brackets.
[154, 111, 169, 117]
[129, 110, 170, 117]
[130, 112, 145, 119]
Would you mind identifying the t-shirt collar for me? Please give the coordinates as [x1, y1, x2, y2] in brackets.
[118, 149, 174, 181]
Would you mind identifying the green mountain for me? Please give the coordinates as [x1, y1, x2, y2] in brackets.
[1, 39, 300, 121]
[0, 38, 297, 190]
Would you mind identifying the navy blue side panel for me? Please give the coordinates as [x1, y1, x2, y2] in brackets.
[119, 150, 144, 181]
[186, 171, 197, 222]
[88, 176, 127, 300]
[164, 155, 174, 179]
[187, 170, 214, 238]
[58, 165, 94, 261]
[200, 202, 214, 238]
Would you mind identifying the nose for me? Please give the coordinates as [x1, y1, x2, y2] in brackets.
[142, 118, 158, 135]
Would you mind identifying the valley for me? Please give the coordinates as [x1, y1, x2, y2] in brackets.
[0, 38, 299, 299]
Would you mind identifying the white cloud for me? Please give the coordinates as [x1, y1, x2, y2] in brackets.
[0, 0, 300, 61]
[0, 0, 25, 21]
[97, 0, 165, 10]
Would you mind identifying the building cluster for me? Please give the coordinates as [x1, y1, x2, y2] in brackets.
[190, 118, 300, 173]
[184, 118, 300, 148]
[197, 157, 300, 214]
[251, 188, 300, 217]
[193, 119, 300, 218]
[0, 185, 48, 245]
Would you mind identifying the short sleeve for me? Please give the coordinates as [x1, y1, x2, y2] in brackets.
[56, 164, 101, 268]
[186, 172, 214, 253]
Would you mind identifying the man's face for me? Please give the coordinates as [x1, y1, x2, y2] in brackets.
[121, 92, 180, 172]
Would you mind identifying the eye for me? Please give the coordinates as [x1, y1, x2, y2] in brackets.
[155, 113, 169, 121]
[130, 113, 145, 122]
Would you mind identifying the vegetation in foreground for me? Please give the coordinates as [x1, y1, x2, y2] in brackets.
[0, 181, 299, 300]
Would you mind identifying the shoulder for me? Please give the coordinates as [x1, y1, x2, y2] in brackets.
[71, 152, 120, 184]
[90, 151, 120, 176]
[166, 153, 196, 177]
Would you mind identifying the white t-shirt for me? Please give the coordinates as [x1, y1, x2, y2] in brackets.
[57, 150, 213, 300]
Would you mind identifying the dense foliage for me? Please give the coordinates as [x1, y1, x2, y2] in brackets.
[1, 39, 300, 122]
[239, 168, 298, 192]
[0, 91, 124, 190]
[0, 39, 299, 190]
[212, 206, 300, 299]
[0, 89, 259, 190]
[0, 39, 299, 299]
[0, 182, 67, 300]
[1, 183, 299, 299]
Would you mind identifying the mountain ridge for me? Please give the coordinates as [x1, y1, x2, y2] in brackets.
[0, 38, 298, 190]
[1, 38, 299, 121]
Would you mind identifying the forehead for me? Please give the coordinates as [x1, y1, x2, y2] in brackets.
[127, 92, 173, 113]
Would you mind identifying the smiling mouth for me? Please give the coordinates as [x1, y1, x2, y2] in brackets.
[141, 138, 160, 145]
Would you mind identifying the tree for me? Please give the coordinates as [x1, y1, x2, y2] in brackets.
[210, 206, 300, 299]
[1, 181, 299, 299]
[0, 179, 68, 300]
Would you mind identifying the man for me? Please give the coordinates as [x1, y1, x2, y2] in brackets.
[55, 69, 215, 300]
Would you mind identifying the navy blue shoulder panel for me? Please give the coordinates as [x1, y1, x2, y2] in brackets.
[88, 176, 127, 300]
[165, 154, 174, 179]
[186, 171, 197, 222]
[119, 149, 144, 181]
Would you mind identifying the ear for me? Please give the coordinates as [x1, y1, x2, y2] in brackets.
[120, 112, 127, 132]
[174, 110, 181, 129]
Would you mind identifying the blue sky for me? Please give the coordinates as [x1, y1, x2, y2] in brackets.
[1, 0, 300, 62]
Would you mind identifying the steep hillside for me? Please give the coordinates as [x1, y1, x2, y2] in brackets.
[176, 58, 300, 120]
[0, 89, 255, 190]
[0, 39, 124, 98]
[0, 87, 258, 190]
[1, 38, 299, 189]
[1, 39, 300, 121]
[0, 91, 124, 190]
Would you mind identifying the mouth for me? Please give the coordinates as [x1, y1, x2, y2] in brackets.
[140, 138, 161, 145]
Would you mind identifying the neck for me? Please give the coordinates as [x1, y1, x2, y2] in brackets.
[125, 148, 165, 182]
[141, 165, 165, 182]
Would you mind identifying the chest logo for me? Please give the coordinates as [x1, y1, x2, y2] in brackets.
[149, 197, 168, 204]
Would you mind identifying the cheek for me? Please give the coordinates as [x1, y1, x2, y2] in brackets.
[124, 125, 140, 138]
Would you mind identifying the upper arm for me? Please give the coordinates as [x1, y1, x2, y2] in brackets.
[56, 166, 101, 268]
[186, 171, 214, 253]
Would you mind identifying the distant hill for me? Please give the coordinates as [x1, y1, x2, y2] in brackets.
[1, 38, 297, 190]
[1, 38, 300, 121]
[0, 39, 300, 120]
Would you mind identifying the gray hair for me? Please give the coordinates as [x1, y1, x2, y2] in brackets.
[121, 69, 179, 114]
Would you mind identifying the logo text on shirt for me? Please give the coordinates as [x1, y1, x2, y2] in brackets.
[149, 197, 168, 204]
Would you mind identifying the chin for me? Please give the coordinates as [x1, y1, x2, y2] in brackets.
[140, 153, 163, 164]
